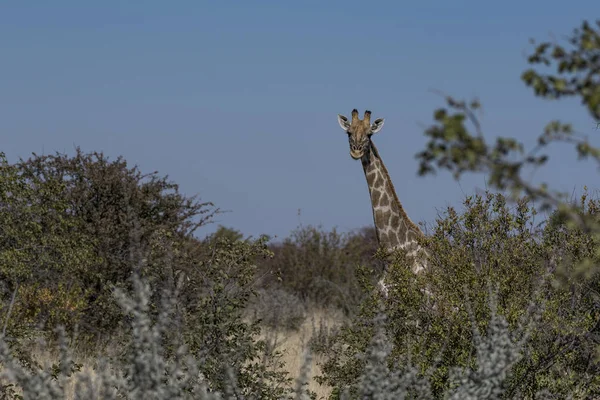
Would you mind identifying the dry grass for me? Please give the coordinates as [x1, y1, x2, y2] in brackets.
[259, 306, 346, 400]
[0, 343, 101, 399]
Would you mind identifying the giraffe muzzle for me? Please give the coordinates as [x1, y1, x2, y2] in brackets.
[350, 149, 364, 159]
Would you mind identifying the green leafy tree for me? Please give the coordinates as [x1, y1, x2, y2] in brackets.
[8, 148, 218, 340]
[0, 152, 96, 336]
[416, 20, 600, 228]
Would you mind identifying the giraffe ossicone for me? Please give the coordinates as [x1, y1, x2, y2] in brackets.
[337, 109, 429, 298]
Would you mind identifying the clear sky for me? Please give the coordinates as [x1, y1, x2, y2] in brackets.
[1, 1, 598, 241]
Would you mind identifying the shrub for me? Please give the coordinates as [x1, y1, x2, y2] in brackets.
[316, 192, 600, 398]
[0, 152, 97, 340]
[0, 245, 296, 399]
[260, 225, 379, 314]
[249, 288, 307, 331]
[0, 275, 288, 399]
[0, 274, 567, 400]
[3, 148, 217, 343]
[178, 233, 294, 398]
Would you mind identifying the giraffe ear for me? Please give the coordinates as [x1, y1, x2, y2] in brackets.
[370, 118, 385, 134]
[337, 115, 351, 131]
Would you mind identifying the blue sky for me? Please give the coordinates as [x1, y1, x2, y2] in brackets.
[1, 1, 598, 241]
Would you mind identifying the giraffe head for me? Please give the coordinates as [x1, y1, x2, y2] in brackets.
[337, 109, 385, 160]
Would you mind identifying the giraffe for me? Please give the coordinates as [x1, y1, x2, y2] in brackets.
[337, 109, 429, 297]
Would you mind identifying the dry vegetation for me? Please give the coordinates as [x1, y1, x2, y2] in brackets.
[1, 306, 344, 399]
[265, 308, 346, 399]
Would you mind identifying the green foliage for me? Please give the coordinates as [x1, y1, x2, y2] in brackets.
[181, 233, 294, 398]
[317, 193, 600, 398]
[204, 225, 245, 243]
[0, 271, 558, 400]
[0, 274, 294, 399]
[6, 148, 218, 341]
[260, 225, 380, 314]
[0, 149, 297, 397]
[0, 244, 296, 399]
[522, 20, 600, 120]
[0, 152, 96, 336]
[416, 20, 600, 217]
[409, 20, 600, 395]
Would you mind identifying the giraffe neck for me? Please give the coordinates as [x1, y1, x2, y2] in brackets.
[361, 141, 425, 259]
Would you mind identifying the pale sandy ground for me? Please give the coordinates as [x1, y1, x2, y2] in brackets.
[1, 307, 345, 399]
[260, 307, 346, 399]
